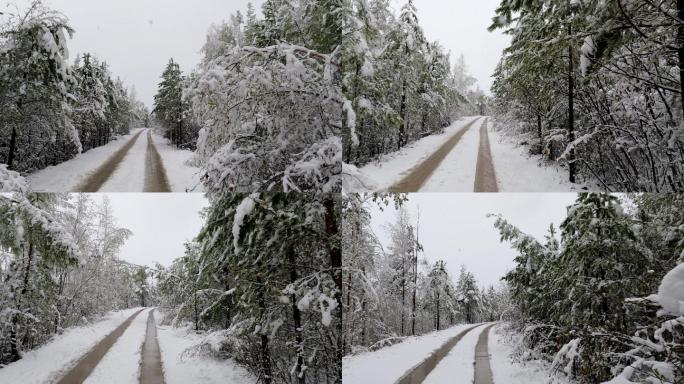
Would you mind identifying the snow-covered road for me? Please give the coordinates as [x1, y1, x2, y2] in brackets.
[27, 128, 202, 192]
[344, 116, 593, 192]
[343, 323, 558, 384]
[0, 307, 254, 384]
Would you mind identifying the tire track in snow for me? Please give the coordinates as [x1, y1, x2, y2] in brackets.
[140, 310, 165, 384]
[74, 130, 144, 192]
[55, 308, 145, 384]
[388, 117, 482, 192]
[394, 324, 481, 384]
[473, 323, 497, 384]
[143, 130, 171, 193]
[474, 117, 498, 192]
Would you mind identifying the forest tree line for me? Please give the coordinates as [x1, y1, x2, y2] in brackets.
[490, 0, 684, 192]
[341, 194, 508, 355]
[0, 194, 149, 365]
[0, 1, 148, 174]
[341, 0, 487, 168]
[156, 193, 342, 384]
[493, 193, 684, 383]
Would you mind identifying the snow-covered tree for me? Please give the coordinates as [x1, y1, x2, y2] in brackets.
[157, 193, 342, 383]
[186, 1, 342, 193]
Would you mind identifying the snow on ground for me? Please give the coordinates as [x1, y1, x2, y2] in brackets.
[0, 307, 143, 384]
[423, 323, 489, 383]
[83, 308, 151, 384]
[420, 118, 483, 192]
[150, 130, 204, 192]
[342, 323, 477, 384]
[489, 324, 571, 384]
[343, 116, 480, 192]
[27, 129, 144, 192]
[488, 121, 594, 192]
[155, 320, 254, 384]
[98, 129, 148, 192]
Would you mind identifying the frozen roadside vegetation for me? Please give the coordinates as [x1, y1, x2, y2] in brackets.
[488, 121, 595, 192]
[0, 165, 27, 193]
[155, 318, 254, 384]
[0, 308, 143, 384]
[488, 324, 572, 384]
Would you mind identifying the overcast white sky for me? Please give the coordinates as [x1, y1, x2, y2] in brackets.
[5, 0, 264, 108]
[5, 0, 507, 107]
[369, 194, 578, 289]
[94, 193, 208, 268]
[390, 0, 511, 94]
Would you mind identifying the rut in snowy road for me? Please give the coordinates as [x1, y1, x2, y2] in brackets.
[388, 117, 482, 192]
[140, 310, 165, 384]
[474, 118, 498, 192]
[473, 323, 497, 384]
[143, 130, 171, 192]
[395, 324, 480, 384]
[55, 309, 145, 384]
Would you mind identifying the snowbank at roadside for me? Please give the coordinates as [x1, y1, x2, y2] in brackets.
[0, 307, 143, 384]
[155, 321, 254, 384]
[488, 121, 595, 192]
[489, 324, 571, 384]
[342, 323, 478, 384]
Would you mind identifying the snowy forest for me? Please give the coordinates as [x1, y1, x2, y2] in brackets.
[0, 2, 148, 175]
[154, 193, 342, 384]
[492, 193, 684, 383]
[342, 194, 507, 352]
[151, 0, 342, 193]
[341, 0, 486, 167]
[489, 0, 684, 192]
[0, 194, 146, 364]
[0, 192, 343, 384]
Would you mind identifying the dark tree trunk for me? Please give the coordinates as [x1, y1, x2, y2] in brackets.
[400, 257, 405, 336]
[287, 242, 305, 384]
[435, 291, 440, 331]
[257, 275, 272, 384]
[7, 126, 18, 170]
[567, 24, 577, 183]
[411, 250, 417, 336]
[537, 113, 543, 155]
[323, 196, 342, 384]
[399, 79, 407, 149]
[678, 0, 684, 119]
